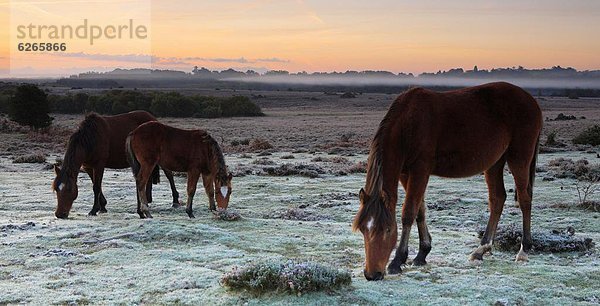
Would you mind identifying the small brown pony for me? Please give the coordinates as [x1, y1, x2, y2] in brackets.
[353, 82, 542, 281]
[125, 121, 233, 219]
[52, 111, 180, 218]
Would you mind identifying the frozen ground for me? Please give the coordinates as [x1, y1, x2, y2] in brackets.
[0, 151, 598, 305]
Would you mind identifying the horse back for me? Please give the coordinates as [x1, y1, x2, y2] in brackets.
[90, 111, 157, 169]
[393, 82, 542, 177]
[130, 121, 210, 173]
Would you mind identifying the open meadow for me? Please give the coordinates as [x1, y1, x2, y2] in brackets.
[0, 89, 599, 305]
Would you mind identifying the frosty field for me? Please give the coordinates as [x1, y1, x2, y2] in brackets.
[0, 92, 599, 304]
[0, 150, 598, 305]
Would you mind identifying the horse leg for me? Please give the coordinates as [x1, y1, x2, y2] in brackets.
[99, 190, 107, 213]
[84, 168, 98, 215]
[507, 160, 533, 262]
[145, 179, 153, 205]
[388, 167, 430, 274]
[185, 171, 200, 218]
[88, 168, 105, 216]
[399, 174, 432, 266]
[136, 164, 154, 219]
[84, 167, 108, 213]
[202, 174, 216, 211]
[413, 201, 432, 266]
[470, 158, 507, 261]
[163, 169, 181, 207]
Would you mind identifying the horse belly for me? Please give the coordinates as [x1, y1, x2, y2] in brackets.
[433, 141, 508, 178]
[157, 150, 191, 173]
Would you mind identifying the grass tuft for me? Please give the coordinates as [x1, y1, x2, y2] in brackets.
[221, 260, 351, 294]
[13, 153, 46, 163]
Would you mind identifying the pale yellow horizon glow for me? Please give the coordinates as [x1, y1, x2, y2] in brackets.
[1, 0, 600, 77]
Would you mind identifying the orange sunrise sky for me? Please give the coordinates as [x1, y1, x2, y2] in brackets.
[1, 0, 599, 77]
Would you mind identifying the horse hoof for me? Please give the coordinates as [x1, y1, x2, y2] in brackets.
[172, 202, 181, 208]
[469, 252, 483, 262]
[387, 264, 402, 275]
[99, 209, 108, 214]
[88, 211, 97, 216]
[413, 258, 427, 266]
[187, 212, 195, 219]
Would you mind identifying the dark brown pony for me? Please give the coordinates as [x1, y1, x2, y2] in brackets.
[353, 82, 542, 281]
[125, 121, 233, 219]
[52, 111, 180, 218]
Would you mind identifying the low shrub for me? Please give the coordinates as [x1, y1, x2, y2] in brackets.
[13, 154, 46, 163]
[544, 131, 558, 146]
[578, 201, 600, 212]
[345, 161, 367, 174]
[221, 260, 351, 294]
[573, 125, 600, 146]
[249, 138, 273, 151]
[340, 92, 357, 99]
[552, 113, 577, 121]
[212, 208, 242, 221]
[252, 158, 275, 165]
[478, 225, 594, 253]
[266, 208, 330, 221]
[0, 117, 27, 133]
[263, 164, 324, 178]
[546, 158, 599, 180]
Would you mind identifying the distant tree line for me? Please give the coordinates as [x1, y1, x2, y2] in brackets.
[0, 84, 264, 129]
[69, 65, 600, 81]
[47, 90, 264, 118]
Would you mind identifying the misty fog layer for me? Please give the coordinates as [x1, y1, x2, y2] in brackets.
[225, 76, 600, 89]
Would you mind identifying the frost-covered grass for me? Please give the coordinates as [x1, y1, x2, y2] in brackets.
[0, 151, 598, 304]
[221, 260, 351, 294]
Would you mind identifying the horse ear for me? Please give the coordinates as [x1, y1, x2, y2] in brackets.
[54, 164, 61, 176]
[359, 188, 367, 204]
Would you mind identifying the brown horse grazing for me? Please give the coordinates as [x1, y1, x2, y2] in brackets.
[125, 121, 233, 219]
[52, 111, 181, 219]
[352, 82, 542, 281]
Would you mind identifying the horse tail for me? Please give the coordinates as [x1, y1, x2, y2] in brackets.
[125, 134, 140, 179]
[151, 165, 160, 185]
[528, 134, 540, 198]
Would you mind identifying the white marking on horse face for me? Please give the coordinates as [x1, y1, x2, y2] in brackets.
[58, 183, 64, 191]
[367, 217, 374, 231]
[220, 186, 228, 198]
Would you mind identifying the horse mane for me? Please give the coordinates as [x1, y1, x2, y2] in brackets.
[352, 93, 408, 235]
[53, 113, 101, 190]
[204, 134, 228, 183]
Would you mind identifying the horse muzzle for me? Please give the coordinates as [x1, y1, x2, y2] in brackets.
[364, 270, 384, 281]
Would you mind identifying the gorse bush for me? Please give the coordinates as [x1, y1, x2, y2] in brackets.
[48, 90, 264, 118]
[573, 125, 600, 146]
[9, 84, 53, 129]
[0, 83, 15, 114]
[0, 94, 10, 114]
[221, 260, 351, 294]
[545, 131, 558, 146]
